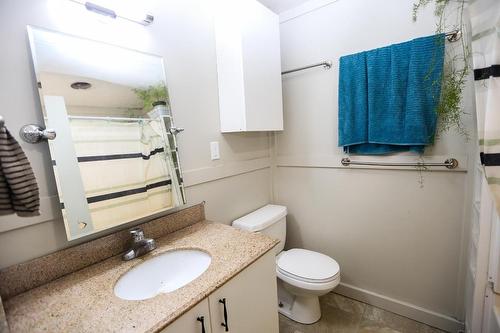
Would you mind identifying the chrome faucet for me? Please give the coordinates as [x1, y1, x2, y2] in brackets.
[122, 227, 157, 261]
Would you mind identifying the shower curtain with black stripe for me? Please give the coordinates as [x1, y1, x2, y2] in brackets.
[471, 1, 500, 213]
[64, 118, 174, 231]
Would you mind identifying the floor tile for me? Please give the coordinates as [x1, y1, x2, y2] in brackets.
[358, 322, 403, 333]
[358, 317, 446, 333]
[320, 293, 366, 316]
[360, 305, 422, 333]
[417, 324, 447, 333]
[279, 314, 302, 333]
[359, 303, 447, 333]
[279, 315, 358, 333]
[279, 302, 361, 333]
[279, 292, 447, 333]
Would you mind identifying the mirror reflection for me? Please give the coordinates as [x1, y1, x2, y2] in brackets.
[27, 26, 186, 240]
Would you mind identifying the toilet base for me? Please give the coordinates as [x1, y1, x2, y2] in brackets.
[277, 280, 321, 324]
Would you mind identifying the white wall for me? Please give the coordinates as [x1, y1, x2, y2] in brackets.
[0, 0, 272, 268]
[274, 0, 475, 330]
[0, 1, 477, 331]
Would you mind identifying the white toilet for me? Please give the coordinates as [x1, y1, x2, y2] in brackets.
[233, 204, 340, 324]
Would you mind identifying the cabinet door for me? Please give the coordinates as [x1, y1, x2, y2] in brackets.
[208, 251, 279, 333]
[214, 0, 283, 132]
[161, 298, 212, 333]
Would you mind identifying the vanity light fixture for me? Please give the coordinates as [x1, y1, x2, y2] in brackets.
[84, 2, 117, 19]
[84, 1, 154, 25]
[69, 0, 154, 26]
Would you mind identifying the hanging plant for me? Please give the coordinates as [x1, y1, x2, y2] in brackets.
[413, 0, 471, 139]
[132, 83, 170, 113]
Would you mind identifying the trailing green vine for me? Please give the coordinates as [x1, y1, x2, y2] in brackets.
[413, 0, 471, 139]
[412, 0, 449, 22]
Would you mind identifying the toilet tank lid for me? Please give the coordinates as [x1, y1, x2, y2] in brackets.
[232, 204, 287, 232]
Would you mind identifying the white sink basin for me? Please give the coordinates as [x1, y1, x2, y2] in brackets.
[114, 249, 211, 301]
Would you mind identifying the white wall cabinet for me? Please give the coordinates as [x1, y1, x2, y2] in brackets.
[214, 0, 283, 133]
[161, 251, 278, 333]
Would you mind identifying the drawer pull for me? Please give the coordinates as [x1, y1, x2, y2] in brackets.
[219, 298, 229, 331]
[197, 316, 206, 333]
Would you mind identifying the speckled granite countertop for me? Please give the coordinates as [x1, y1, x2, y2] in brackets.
[4, 222, 278, 333]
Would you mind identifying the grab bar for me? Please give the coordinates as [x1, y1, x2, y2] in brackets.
[341, 158, 459, 169]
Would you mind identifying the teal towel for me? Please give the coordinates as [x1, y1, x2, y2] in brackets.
[338, 34, 445, 155]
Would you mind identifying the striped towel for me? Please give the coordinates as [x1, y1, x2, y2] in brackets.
[0, 127, 39, 216]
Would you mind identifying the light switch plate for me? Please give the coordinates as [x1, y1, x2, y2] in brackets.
[210, 141, 220, 160]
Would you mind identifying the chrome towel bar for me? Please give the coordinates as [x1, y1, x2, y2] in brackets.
[281, 61, 332, 75]
[341, 157, 459, 169]
[281, 30, 461, 76]
[445, 29, 462, 42]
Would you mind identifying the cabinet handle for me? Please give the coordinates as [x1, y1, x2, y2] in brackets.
[197, 316, 206, 333]
[219, 298, 229, 331]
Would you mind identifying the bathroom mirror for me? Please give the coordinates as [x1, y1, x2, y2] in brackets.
[27, 26, 186, 240]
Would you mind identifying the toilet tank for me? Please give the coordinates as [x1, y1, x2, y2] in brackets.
[232, 205, 287, 254]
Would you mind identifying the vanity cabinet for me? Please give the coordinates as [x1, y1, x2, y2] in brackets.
[209, 249, 278, 333]
[161, 299, 212, 333]
[214, 0, 284, 133]
[161, 250, 278, 333]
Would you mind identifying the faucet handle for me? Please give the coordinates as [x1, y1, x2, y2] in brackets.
[129, 227, 145, 242]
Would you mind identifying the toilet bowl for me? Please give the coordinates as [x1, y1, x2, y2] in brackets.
[232, 205, 341, 324]
[276, 248, 340, 323]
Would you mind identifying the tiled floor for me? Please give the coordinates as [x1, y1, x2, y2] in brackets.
[279, 293, 446, 333]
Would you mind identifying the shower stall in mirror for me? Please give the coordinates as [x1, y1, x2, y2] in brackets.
[27, 26, 186, 240]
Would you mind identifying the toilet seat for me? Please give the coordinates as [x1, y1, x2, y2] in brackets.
[276, 248, 340, 284]
[277, 266, 339, 284]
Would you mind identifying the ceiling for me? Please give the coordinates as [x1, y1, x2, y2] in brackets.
[29, 27, 166, 89]
[257, 0, 311, 13]
[39, 72, 142, 110]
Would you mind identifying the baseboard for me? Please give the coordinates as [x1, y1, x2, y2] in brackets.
[335, 282, 465, 333]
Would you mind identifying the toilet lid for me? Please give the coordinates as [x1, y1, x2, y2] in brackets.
[276, 248, 340, 282]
